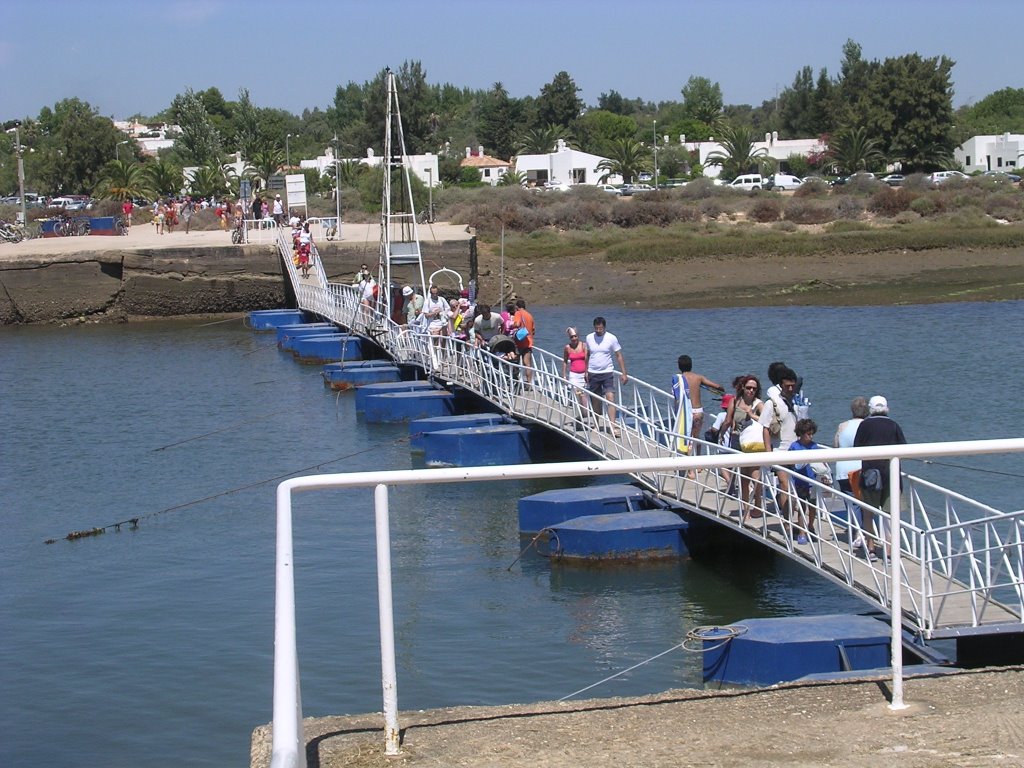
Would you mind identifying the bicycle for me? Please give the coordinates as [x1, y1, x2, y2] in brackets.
[417, 206, 435, 224]
[54, 215, 89, 237]
[230, 218, 246, 245]
[114, 216, 128, 236]
[324, 218, 338, 241]
[0, 221, 24, 243]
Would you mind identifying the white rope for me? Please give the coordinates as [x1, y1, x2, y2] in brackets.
[558, 624, 749, 702]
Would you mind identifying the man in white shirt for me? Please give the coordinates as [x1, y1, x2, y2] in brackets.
[759, 366, 799, 528]
[272, 195, 285, 225]
[585, 316, 627, 437]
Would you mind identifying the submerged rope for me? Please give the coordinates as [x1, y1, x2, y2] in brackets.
[44, 434, 414, 545]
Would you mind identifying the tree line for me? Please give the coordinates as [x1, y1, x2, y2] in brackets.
[2, 40, 1023, 199]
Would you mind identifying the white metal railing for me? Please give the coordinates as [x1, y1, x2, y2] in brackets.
[269, 441, 1024, 767]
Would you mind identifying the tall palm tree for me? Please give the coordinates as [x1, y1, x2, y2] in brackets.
[829, 127, 885, 174]
[189, 164, 228, 198]
[498, 169, 526, 187]
[703, 123, 768, 180]
[514, 124, 576, 155]
[248, 147, 284, 190]
[93, 160, 152, 201]
[146, 159, 184, 197]
[595, 138, 651, 184]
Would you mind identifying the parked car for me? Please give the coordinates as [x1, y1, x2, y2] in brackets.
[928, 170, 968, 186]
[728, 173, 764, 191]
[765, 173, 803, 191]
[596, 184, 622, 195]
[880, 174, 905, 187]
[541, 180, 571, 192]
[619, 183, 654, 196]
[981, 170, 1021, 183]
[833, 171, 876, 186]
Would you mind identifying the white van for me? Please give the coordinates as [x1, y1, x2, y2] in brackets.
[767, 173, 803, 191]
[729, 174, 763, 191]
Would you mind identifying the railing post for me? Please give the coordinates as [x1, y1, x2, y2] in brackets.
[888, 457, 907, 710]
[374, 483, 401, 755]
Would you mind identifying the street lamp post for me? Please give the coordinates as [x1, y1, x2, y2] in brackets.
[286, 133, 294, 168]
[14, 123, 27, 226]
[116, 140, 130, 162]
[332, 134, 342, 240]
[425, 166, 433, 223]
[653, 120, 658, 189]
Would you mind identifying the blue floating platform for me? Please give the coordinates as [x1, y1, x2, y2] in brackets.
[323, 362, 402, 390]
[276, 323, 337, 349]
[545, 510, 687, 561]
[422, 424, 531, 467]
[291, 334, 363, 363]
[249, 309, 307, 330]
[410, 413, 512, 451]
[701, 614, 891, 687]
[355, 381, 438, 412]
[518, 484, 647, 535]
[362, 390, 454, 423]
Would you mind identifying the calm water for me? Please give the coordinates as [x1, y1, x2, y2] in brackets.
[2, 302, 1022, 767]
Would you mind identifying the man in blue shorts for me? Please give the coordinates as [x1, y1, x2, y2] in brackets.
[585, 317, 628, 437]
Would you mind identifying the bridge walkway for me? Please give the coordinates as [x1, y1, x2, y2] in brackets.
[280, 229, 1024, 642]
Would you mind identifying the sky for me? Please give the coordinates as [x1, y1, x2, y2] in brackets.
[3, 0, 1021, 124]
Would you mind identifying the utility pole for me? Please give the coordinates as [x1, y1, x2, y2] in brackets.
[15, 123, 27, 226]
[332, 135, 342, 240]
[653, 120, 658, 189]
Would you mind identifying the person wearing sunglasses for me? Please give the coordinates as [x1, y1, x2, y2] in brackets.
[562, 326, 590, 425]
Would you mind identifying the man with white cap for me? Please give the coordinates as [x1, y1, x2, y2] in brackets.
[401, 285, 423, 329]
[272, 194, 284, 225]
[853, 395, 907, 560]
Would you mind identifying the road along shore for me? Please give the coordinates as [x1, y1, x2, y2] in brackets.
[0, 223, 472, 324]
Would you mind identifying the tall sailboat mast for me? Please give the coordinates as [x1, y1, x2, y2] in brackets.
[379, 68, 427, 315]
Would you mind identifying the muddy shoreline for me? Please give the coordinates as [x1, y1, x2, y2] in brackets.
[2, 225, 1021, 325]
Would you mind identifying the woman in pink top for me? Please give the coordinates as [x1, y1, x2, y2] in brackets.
[562, 326, 589, 416]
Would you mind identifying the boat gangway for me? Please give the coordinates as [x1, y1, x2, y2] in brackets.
[280, 229, 1024, 643]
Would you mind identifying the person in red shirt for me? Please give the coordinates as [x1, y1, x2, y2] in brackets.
[121, 199, 133, 229]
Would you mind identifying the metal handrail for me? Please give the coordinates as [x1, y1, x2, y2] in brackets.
[269, 440, 1024, 767]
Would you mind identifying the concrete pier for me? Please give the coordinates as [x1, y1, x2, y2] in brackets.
[250, 666, 1024, 768]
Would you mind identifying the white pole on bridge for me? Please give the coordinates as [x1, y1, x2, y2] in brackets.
[889, 457, 907, 710]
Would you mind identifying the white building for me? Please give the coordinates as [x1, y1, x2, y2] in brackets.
[955, 133, 1023, 174]
[514, 139, 619, 187]
[301, 148, 440, 187]
[684, 132, 827, 179]
[461, 146, 511, 186]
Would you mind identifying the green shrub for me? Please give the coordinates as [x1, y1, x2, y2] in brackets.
[793, 179, 830, 197]
[835, 196, 864, 220]
[774, 220, 798, 232]
[784, 200, 835, 224]
[749, 196, 782, 222]
[868, 187, 915, 217]
[893, 210, 921, 224]
[679, 178, 727, 199]
[909, 196, 938, 216]
[828, 220, 871, 233]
